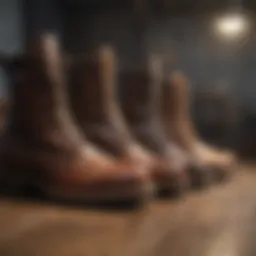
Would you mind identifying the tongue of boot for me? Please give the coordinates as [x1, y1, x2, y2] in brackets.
[69, 46, 135, 157]
[5, 33, 85, 152]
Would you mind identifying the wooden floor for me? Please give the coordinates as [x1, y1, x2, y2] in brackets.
[0, 164, 256, 256]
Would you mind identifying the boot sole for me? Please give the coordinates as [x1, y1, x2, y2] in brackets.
[188, 166, 213, 190]
[39, 180, 155, 206]
[156, 177, 189, 198]
[0, 169, 155, 208]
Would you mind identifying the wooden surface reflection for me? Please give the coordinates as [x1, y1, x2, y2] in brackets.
[0, 164, 255, 256]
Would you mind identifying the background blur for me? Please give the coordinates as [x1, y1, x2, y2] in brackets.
[0, 0, 255, 154]
[0, 2, 256, 256]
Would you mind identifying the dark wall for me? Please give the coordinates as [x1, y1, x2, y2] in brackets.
[146, 16, 256, 114]
[24, 0, 63, 41]
[23, 0, 148, 70]
[62, 2, 148, 71]
[0, 0, 24, 97]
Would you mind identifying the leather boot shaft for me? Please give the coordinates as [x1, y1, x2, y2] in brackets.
[2, 34, 85, 153]
[161, 71, 198, 150]
[69, 46, 133, 157]
[120, 69, 169, 156]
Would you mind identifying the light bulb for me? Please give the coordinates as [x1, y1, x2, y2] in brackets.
[214, 13, 249, 39]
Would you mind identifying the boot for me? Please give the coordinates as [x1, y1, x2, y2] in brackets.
[161, 71, 235, 182]
[119, 69, 189, 196]
[0, 34, 152, 204]
[161, 78, 215, 187]
[69, 46, 156, 190]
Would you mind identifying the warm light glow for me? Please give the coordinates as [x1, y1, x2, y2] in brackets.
[214, 14, 249, 39]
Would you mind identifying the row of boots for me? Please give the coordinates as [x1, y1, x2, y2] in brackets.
[0, 33, 236, 205]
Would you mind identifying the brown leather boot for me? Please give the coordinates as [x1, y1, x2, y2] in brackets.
[0, 34, 152, 204]
[69, 46, 156, 180]
[161, 78, 215, 187]
[161, 71, 235, 182]
[119, 69, 189, 196]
